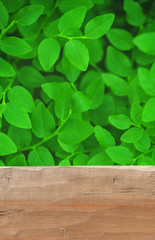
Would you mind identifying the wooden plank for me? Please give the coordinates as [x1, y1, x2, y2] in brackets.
[0, 166, 155, 240]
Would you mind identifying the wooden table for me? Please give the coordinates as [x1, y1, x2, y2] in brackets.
[0, 166, 155, 239]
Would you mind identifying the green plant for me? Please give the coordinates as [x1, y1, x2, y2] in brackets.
[0, 0, 155, 166]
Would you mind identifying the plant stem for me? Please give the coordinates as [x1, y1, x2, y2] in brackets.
[2, 78, 15, 105]
[67, 148, 99, 160]
[70, 82, 78, 92]
[89, 61, 103, 73]
[131, 147, 155, 165]
[57, 33, 87, 40]
[33, 0, 59, 40]
[19, 109, 72, 152]
[0, 20, 15, 40]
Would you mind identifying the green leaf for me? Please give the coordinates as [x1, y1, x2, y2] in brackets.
[124, 0, 145, 27]
[38, 38, 60, 71]
[44, 19, 60, 38]
[8, 86, 34, 112]
[41, 82, 63, 100]
[86, 78, 104, 109]
[28, 146, 55, 166]
[58, 159, 71, 166]
[59, 0, 94, 12]
[85, 13, 115, 39]
[87, 152, 114, 165]
[106, 146, 134, 165]
[30, 0, 54, 14]
[58, 7, 86, 35]
[65, 40, 89, 71]
[2, 0, 25, 13]
[32, 102, 55, 138]
[55, 82, 71, 120]
[15, 5, 44, 26]
[7, 154, 28, 166]
[133, 33, 155, 56]
[106, 46, 131, 77]
[138, 67, 155, 96]
[85, 39, 103, 64]
[0, 1, 9, 29]
[0, 57, 15, 77]
[94, 126, 115, 148]
[121, 127, 144, 143]
[0, 37, 32, 56]
[0, 160, 6, 166]
[17, 66, 46, 88]
[138, 156, 154, 165]
[0, 132, 17, 156]
[133, 133, 151, 152]
[109, 114, 131, 130]
[73, 153, 89, 166]
[4, 102, 32, 129]
[130, 102, 143, 125]
[102, 73, 129, 96]
[142, 97, 155, 122]
[58, 138, 78, 153]
[58, 118, 94, 144]
[107, 28, 133, 51]
[8, 126, 32, 149]
[71, 91, 91, 112]
[59, 55, 80, 83]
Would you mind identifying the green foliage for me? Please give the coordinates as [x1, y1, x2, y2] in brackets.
[15, 5, 44, 26]
[0, 0, 155, 166]
[38, 39, 60, 71]
[65, 40, 89, 71]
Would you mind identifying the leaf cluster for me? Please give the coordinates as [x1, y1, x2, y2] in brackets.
[0, 0, 155, 166]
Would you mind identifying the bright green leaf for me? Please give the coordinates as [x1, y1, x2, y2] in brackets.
[0, 57, 15, 77]
[109, 114, 131, 130]
[0, 37, 32, 56]
[32, 102, 55, 138]
[71, 91, 91, 112]
[133, 32, 155, 56]
[95, 125, 115, 148]
[55, 82, 71, 120]
[106, 146, 134, 164]
[0, 132, 17, 156]
[85, 13, 115, 39]
[142, 97, 155, 122]
[121, 127, 144, 143]
[4, 102, 32, 129]
[28, 146, 55, 166]
[87, 152, 114, 165]
[107, 28, 133, 51]
[58, 7, 86, 35]
[38, 38, 60, 71]
[65, 40, 89, 71]
[58, 118, 94, 144]
[102, 73, 129, 96]
[8, 85, 34, 112]
[106, 46, 131, 77]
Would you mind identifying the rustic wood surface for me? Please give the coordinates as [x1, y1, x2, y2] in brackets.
[0, 166, 155, 240]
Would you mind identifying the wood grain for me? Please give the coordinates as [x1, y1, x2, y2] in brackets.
[0, 166, 155, 240]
